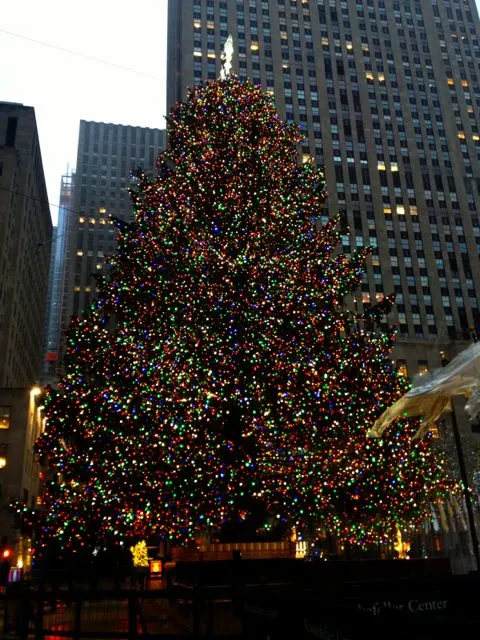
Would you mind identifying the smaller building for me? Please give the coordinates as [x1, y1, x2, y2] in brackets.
[0, 387, 46, 569]
[63, 120, 166, 334]
[43, 171, 74, 383]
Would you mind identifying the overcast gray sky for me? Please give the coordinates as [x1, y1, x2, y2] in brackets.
[0, 0, 167, 225]
[2, 1, 480, 225]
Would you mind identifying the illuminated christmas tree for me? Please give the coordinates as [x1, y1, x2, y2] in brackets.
[35, 77, 452, 557]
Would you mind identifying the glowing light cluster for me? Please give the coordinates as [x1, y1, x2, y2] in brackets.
[35, 77, 453, 557]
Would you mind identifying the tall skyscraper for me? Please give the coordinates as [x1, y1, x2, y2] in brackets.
[62, 121, 166, 348]
[43, 171, 74, 381]
[167, 0, 480, 378]
[0, 102, 52, 387]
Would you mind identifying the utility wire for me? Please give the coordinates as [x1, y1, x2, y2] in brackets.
[0, 184, 79, 247]
[0, 184, 69, 215]
[1, 30, 165, 222]
[0, 182, 132, 219]
[0, 29, 163, 81]
[0, 183, 130, 246]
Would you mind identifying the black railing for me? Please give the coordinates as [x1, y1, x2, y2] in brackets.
[2, 585, 242, 640]
[1, 565, 479, 640]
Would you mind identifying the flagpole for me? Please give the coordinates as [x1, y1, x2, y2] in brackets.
[440, 351, 480, 572]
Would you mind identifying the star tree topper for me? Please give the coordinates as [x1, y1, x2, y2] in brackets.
[220, 34, 234, 79]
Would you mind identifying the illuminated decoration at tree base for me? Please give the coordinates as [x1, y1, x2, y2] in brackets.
[130, 540, 149, 568]
[394, 528, 411, 560]
[35, 76, 454, 557]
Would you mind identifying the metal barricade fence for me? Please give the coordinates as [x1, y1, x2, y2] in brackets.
[1, 571, 479, 640]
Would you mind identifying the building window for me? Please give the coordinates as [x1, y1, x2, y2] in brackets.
[0, 407, 10, 430]
[397, 360, 408, 378]
[418, 360, 429, 374]
[0, 444, 7, 468]
[5, 117, 18, 147]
